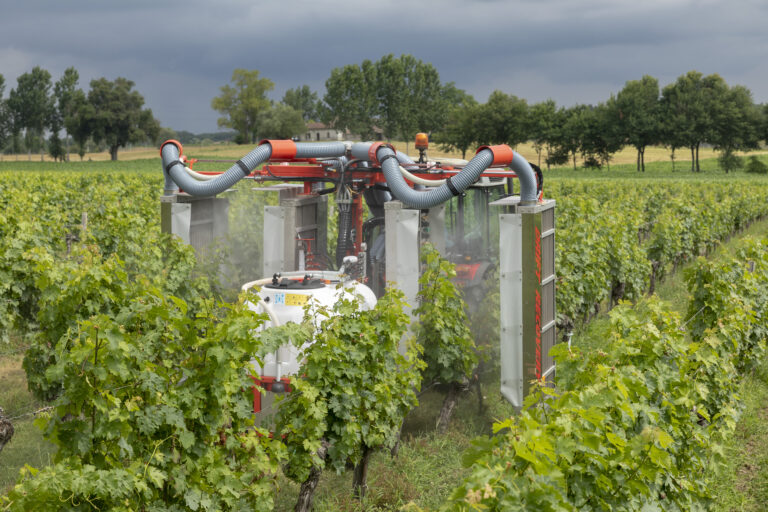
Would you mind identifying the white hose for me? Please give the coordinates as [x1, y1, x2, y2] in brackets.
[182, 166, 217, 181]
[399, 165, 445, 187]
[241, 278, 281, 327]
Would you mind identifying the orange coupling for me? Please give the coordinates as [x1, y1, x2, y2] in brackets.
[415, 132, 429, 150]
[476, 144, 515, 166]
[160, 139, 183, 156]
[260, 139, 297, 160]
[368, 142, 396, 165]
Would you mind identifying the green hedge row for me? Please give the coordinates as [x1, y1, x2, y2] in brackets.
[447, 238, 768, 511]
[552, 181, 768, 325]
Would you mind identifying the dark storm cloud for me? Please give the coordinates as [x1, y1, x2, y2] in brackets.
[2, 0, 767, 132]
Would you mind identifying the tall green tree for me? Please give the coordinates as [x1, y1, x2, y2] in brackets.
[0, 74, 8, 159]
[372, 54, 405, 140]
[542, 106, 569, 169]
[54, 67, 80, 161]
[211, 69, 274, 144]
[580, 100, 624, 169]
[661, 71, 708, 172]
[87, 77, 159, 161]
[256, 103, 306, 139]
[559, 105, 588, 169]
[323, 60, 378, 139]
[660, 85, 689, 172]
[528, 99, 558, 167]
[476, 91, 528, 147]
[394, 55, 446, 149]
[7, 66, 55, 161]
[437, 102, 479, 159]
[47, 127, 65, 161]
[282, 85, 320, 122]
[323, 55, 448, 145]
[616, 75, 661, 172]
[709, 83, 760, 172]
[65, 90, 92, 160]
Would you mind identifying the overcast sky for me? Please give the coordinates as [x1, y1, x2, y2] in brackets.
[2, 0, 767, 133]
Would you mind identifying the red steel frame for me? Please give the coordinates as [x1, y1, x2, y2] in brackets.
[186, 156, 518, 259]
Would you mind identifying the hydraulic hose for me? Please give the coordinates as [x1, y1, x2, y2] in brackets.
[336, 199, 353, 268]
[161, 140, 348, 196]
[318, 155, 348, 172]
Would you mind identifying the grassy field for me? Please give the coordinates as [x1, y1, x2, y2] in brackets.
[4, 140, 767, 168]
[0, 338, 54, 493]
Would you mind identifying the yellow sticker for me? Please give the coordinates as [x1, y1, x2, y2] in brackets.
[285, 293, 309, 306]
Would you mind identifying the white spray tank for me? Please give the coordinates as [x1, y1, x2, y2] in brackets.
[243, 257, 376, 405]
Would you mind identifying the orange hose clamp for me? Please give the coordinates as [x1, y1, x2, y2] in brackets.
[260, 139, 297, 160]
[368, 142, 396, 165]
[476, 144, 515, 166]
[160, 139, 183, 156]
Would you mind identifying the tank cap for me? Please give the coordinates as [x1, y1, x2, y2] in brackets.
[264, 277, 325, 290]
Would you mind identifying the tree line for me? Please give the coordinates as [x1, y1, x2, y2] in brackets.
[446, 72, 765, 173]
[213, 56, 468, 152]
[0, 66, 160, 161]
[215, 56, 768, 173]
[8, 58, 762, 168]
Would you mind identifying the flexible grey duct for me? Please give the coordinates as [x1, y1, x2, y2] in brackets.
[162, 143, 270, 196]
[395, 150, 419, 169]
[161, 141, 348, 196]
[350, 142, 538, 208]
[295, 142, 348, 159]
[509, 156, 538, 204]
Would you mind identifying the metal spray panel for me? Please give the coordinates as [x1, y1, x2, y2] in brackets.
[542, 207, 555, 233]
[542, 233, 555, 280]
[190, 199, 216, 251]
[542, 279, 556, 328]
[498, 199, 557, 407]
[424, 205, 446, 253]
[263, 206, 286, 277]
[499, 213, 524, 407]
[279, 195, 328, 272]
[521, 211, 541, 384]
[542, 324, 556, 376]
[385, 201, 420, 354]
[161, 196, 228, 254]
[166, 202, 191, 244]
[315, 198, 328, 261]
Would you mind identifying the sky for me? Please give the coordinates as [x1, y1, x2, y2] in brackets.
[2, 0, 767, 134]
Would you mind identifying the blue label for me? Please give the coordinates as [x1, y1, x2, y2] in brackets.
[274, 293, 285, 305]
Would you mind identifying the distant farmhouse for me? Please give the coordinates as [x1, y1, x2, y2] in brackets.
[300, 122, 384, 142]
